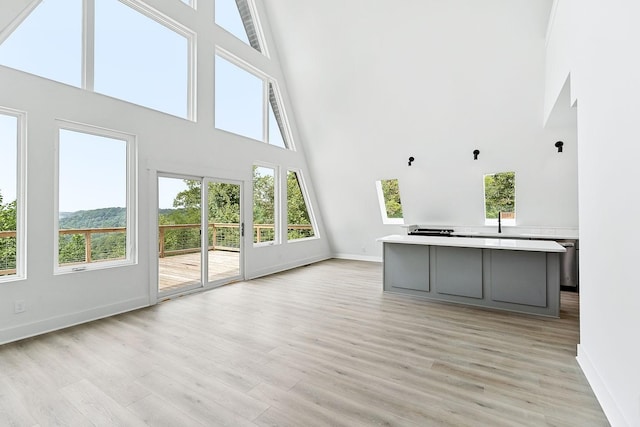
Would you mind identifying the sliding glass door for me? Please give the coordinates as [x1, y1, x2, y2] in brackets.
[158, 175, 243, 297]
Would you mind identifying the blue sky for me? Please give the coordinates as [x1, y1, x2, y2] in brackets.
[59, 129, 127, 212]
[0, 0, 263, 212]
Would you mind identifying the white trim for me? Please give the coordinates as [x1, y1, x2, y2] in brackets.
[576, 345, 624, 427]
[246, 0, 269, 58]
[0, 296, 149, 346]
[0, 107, 27, 283]
[0, 0, 41, 45]
[82, 0, 95, 91]
[545, 0, 561, 48]
[268, 80, 295, 151]
[53, 120, 137, 275]
[245, 254, 331, 280]
[215, 46, 269, 81]
[333, 253, 383, 263]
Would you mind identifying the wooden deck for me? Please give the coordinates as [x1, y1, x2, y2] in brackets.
[158, 250, 240, 294]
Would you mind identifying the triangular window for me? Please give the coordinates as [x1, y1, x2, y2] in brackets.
[287, 171, 316, 240]
[268, 83, 289, 149]
[215, 0, 265, 54]
[0, 0, 82, 87]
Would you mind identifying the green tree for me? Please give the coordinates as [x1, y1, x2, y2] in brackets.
[0, 191, 17, 273]
[381, 179, 403, 218]
[253, 167, 275, 243]
[208, 182, 240, 223]
[253, 168, 274, 225]
[287, 172, 314, 239]
[0, 191, 17, 231]
[161, 180, 201, 252]
[484, 171, 515, 219]
[59, 234, 85, 264]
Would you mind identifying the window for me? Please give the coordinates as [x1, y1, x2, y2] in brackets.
[215, 54, 292, 148]
[376, 179, 404, 225]
[0, 0, 82, 87]
[0, 109, 24, 281]
[95, 0, 191, 118]
[484, 171, 516, 225]
[56, 124, 136, 272]
[287, 170, 316, 240]
[215, 0, 265, 54]
[268, 83, 290, 149]
[0, 0, 193, 119]
[215, 55, 263, 140]
[253, 165, 276, 245]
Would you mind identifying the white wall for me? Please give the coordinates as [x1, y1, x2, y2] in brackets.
[0, 0, 331, 344]
[547, 0, 640, 425]
[264, 0, 577, 259]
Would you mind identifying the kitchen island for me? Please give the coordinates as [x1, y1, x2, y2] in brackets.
[378, 235, 566, 317]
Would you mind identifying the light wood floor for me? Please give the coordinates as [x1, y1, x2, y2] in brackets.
[0, 259, 608, 426]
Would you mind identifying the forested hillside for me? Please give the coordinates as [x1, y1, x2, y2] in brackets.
[59, 207, 126, 229]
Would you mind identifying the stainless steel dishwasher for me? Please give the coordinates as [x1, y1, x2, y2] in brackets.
[557, 239, 579, 291]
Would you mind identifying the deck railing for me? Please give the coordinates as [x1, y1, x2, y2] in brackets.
[0, 230, 17, 275]
[1, 223, 315, 275]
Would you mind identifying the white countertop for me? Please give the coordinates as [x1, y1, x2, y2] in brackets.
[450, 231, 577, 240]
[377, 234, 566, 253]
[404, 224, 578, 240]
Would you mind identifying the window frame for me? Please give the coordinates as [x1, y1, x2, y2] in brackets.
[0, 107, 27, 283]
[375, 179, 404, 225]
[54, 120, 137, 274]
[483, 171, 516, 226]
[267, 81, 293, 150]
[214, 0, 268, 57]
[215, 49, 294, 149]
[286, 169, 318, 242]
[252, 162, 279, 247]
[0, 0, 196, 120]
[92, 0, 197, 119]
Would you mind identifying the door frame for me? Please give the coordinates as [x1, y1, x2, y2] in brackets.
[202, 176, 244, 289]
[154, 172, 245, 301]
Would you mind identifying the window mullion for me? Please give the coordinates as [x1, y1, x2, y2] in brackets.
[263, 79, 269, 143]
[82, 0, 95, 91]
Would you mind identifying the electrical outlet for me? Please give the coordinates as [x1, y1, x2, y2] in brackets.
[14, 300, 26, 314]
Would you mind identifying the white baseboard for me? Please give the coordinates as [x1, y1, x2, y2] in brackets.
[576, 344, 627, 427]
[246, 254, 332, 280]
[333, 253, 382, 263]
[0, 296, 150, 346]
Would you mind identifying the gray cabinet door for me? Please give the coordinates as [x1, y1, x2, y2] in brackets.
[489, 250, 547, 307]
[384, 243, 430, 292]
[432, 246, 483, 298]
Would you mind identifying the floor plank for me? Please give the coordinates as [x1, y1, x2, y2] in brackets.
[0, 259, 609, 426]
